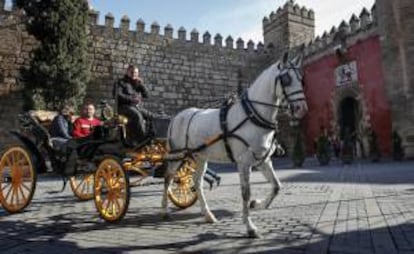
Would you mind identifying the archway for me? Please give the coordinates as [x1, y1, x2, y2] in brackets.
[338, 96, 359, 138]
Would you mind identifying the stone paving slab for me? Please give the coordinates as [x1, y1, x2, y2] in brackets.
[1, 158, 414, 253]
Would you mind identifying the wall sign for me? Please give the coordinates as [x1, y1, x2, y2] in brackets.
[335, 61, 358, 87]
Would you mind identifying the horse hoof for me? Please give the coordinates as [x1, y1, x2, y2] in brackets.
[205, 213, 218, 223]
[247, 230, 262, 239]
[249, 200, 257, 209]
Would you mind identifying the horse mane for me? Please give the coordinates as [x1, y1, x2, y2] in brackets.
[248, 62, 280, 92]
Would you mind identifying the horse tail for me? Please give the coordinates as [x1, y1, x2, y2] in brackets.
[167, 115, 176, 151]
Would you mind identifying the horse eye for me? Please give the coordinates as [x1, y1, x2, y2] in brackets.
[280, 73, 292, 87]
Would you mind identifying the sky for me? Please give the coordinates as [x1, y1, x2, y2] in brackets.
[5, 0, 376, 43]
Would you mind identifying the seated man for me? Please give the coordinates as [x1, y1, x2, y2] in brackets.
[64, 102, 102, 175]
[72, 102, 102, 138]
[115, 65, 159, 145]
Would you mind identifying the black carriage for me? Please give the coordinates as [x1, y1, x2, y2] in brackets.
[0, 105, 197, 222]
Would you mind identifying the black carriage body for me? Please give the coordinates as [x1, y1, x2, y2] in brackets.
[12, 112, 124, 176]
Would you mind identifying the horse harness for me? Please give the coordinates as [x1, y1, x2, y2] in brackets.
[172, 63, 305, 164]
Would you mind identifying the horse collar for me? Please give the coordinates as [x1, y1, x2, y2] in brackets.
[241, 92, 277, 130]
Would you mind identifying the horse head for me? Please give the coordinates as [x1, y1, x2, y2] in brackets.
[276, 52, 308, 119]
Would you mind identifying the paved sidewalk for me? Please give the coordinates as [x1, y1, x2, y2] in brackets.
[1, 158, 414, 253]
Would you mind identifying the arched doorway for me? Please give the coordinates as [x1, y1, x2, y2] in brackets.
[338, 97, 359, 138]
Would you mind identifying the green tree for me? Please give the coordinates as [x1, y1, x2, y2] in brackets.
[17, 0, 90, 110]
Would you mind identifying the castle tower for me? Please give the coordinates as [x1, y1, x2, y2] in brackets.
[263, 0, 315, 54]
[377, 0, 414, 158]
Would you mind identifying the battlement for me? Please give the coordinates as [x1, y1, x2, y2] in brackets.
[302, 4, 378, 61]
[263, 0, 314, 33]
[262, 0, 315, 54]
[87, 11, 266, 54]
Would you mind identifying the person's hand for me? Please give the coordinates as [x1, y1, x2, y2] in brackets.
[136, 77, 144, 85]
[132, 95, 142, 104]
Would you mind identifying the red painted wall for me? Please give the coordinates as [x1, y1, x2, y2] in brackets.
[303, 36, 392, 156]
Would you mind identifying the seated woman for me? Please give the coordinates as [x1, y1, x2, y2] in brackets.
[50, 104, 75, 151]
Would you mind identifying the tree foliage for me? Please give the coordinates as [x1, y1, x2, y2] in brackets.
[16, 0, 90, 110]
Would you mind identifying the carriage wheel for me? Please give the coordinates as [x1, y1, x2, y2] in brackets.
[167, 158, 198, 209]
[70, 173, 94, 201]
[0, 145, 36, 213]
[94, 157, 130, 222]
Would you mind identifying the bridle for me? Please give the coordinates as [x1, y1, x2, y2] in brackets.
[241, 61, 306, 130]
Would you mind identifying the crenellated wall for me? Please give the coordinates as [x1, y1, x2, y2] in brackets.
[302, 6, 378, 63]
[85, 11, 273, 114]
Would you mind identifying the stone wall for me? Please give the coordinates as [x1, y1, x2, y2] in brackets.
[87, 13, 272, 114]
[0, 8, 37, 147]
[377, 0, 414, 158]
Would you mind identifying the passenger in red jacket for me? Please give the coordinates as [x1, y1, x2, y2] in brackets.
[72, 102, 102, 138]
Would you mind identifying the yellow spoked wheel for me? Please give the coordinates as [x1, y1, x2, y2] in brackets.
[94, 157, 130, 223]
[70, 174, 94, 201]
[167, 158, 198, 209]
[0, 145, 36, 213]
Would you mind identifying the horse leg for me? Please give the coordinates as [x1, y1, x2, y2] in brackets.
[161, 161, 179, 219]
[195, 160, 217, 223]
[250, 159, 282, 210]
[238, 164, 260, 238]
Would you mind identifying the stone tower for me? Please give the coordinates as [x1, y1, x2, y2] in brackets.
[263, 0, 315, 54]
[377, 0, 414, 158]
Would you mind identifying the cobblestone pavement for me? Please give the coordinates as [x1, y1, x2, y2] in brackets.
[1, 158, 414, 254]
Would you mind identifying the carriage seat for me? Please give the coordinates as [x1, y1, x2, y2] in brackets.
[29, 110, 58, 129]
[28, 110, 79, 151]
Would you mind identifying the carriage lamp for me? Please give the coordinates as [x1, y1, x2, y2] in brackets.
[117, 115, 128, 125]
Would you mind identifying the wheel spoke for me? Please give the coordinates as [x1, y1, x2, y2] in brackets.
[4, 184, 13, 201]
[1, 182, 11, 191]
[85, 178, 90, 194]
[114, 199, 122, 214]
[10, 186, 17, 205]
[105, 199, 112, 214]
[5, 155, 13, 168]
[21, 182, 31, 192]
[74, 178, 83, 192]
[10, 152, 15, 166]
[81, 180, 86, 194]
[18, 184, 27, 203]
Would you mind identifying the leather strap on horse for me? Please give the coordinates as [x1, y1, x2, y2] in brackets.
[219, 100, 236, 162]
[241, 92, 277, 130]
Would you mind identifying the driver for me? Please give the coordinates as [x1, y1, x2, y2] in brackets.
[115, 65, 159, 145]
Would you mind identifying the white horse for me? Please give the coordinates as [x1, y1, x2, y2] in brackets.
[161, 53, 308, 238]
